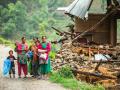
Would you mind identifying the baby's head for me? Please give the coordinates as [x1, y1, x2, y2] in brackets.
[9, 50, 13, 56]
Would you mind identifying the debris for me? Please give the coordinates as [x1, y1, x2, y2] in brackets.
[51, 43, 120, 88]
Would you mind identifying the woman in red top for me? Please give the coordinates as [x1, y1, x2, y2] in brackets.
[16, 37, 28, 78]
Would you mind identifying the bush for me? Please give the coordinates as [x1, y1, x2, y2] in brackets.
[0, 37, 11, 44]
[58, 66, 74, 78]
[49, 51, 56, 60]
[49, 72, 105, 90]
[49, 66, 105, 90]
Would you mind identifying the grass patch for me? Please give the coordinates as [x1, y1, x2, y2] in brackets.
[49, 66, 105, 90]
[49, 72, 105, 90]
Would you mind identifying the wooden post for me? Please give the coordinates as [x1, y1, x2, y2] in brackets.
[97, 47, 100, 54]
[110, 17, 117, 46]
[88, 47, 91, 61]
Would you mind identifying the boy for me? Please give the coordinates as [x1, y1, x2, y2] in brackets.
[7, 50, 16, 78]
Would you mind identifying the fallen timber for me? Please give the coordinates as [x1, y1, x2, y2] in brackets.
[92, 60, 120, 63]
[52, 43, 120, 88]
[71, 46, 117, 55]
[51, 27, 64, 35]
[72, 69, 117, 79]
[51, 27, 75, 36]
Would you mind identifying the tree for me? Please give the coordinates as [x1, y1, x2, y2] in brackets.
[0, 0, 71, 40]
[1, 1, 28, 39]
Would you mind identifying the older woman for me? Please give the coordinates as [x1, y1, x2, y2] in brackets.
[37, 36, 51, 79]
[16, 37, 28, 78]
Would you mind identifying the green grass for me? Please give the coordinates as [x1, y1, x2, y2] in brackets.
[0, 37, 15, 48]
[49, 72, 105, 90]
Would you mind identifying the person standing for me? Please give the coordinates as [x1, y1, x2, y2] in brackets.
[31, 40, 40, 77]
[16, 37, 28, 78]
[7, 50, 17, 78]
[38, 36, 51, 79]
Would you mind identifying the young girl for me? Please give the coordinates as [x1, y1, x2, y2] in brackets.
[7, 50, 16, 78]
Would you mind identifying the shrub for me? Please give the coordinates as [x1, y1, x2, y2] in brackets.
[0, 37, 11, 44]
[58, 65, 74, 78]
[49, 72, 105, 90]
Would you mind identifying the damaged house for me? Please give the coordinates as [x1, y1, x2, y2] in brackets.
[57, 0, 120, 46]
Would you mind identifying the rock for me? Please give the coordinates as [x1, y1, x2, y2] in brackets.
[56, 59, 62, 63]
[56, 54, 62, 58]
[74, 64, 80, 69]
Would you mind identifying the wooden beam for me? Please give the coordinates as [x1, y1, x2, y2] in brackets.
[92, 60, 120, 63]
[72, 69, 117, 79]
[51, 27, 63, 35]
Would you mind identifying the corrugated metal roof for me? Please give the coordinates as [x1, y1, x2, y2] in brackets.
[65, 0, 92, 19]
[57, 0, 120, 19]
[57, 0, 92, 19]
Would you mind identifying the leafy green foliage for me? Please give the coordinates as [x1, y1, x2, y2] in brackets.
[0, 0, 70, 40]
[50, 71, 105, 90]
[1, 1, 27, 39]
[58, 66, 74, 78]
[49, 66, 105, 90]
[0, 37, 10, 44]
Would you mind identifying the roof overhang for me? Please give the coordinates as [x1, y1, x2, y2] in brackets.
[57, 0, 93, 19]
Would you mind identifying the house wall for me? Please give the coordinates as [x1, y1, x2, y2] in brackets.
[74, 13, 115, 45]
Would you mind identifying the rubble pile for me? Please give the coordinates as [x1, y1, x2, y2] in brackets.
[52, 43, 88, 71]
[51, 43, 120, 88]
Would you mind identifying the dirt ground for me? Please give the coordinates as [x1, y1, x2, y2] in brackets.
[0, 45, 66, 90]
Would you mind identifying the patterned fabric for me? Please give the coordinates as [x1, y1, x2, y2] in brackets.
[38, 42, 51, 74]
[39, 58, 48, 64]
[17, 43, 28, 64]
[18, 54, 28, 64]
[38, 42, 51, 61]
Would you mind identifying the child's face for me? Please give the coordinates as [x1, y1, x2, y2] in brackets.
[35, 42, 39, 46]
[9, 51, 13, 56]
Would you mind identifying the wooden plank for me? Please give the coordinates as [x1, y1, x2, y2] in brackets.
[92, 60, 120, 63]
[73, 69, 117, 79]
